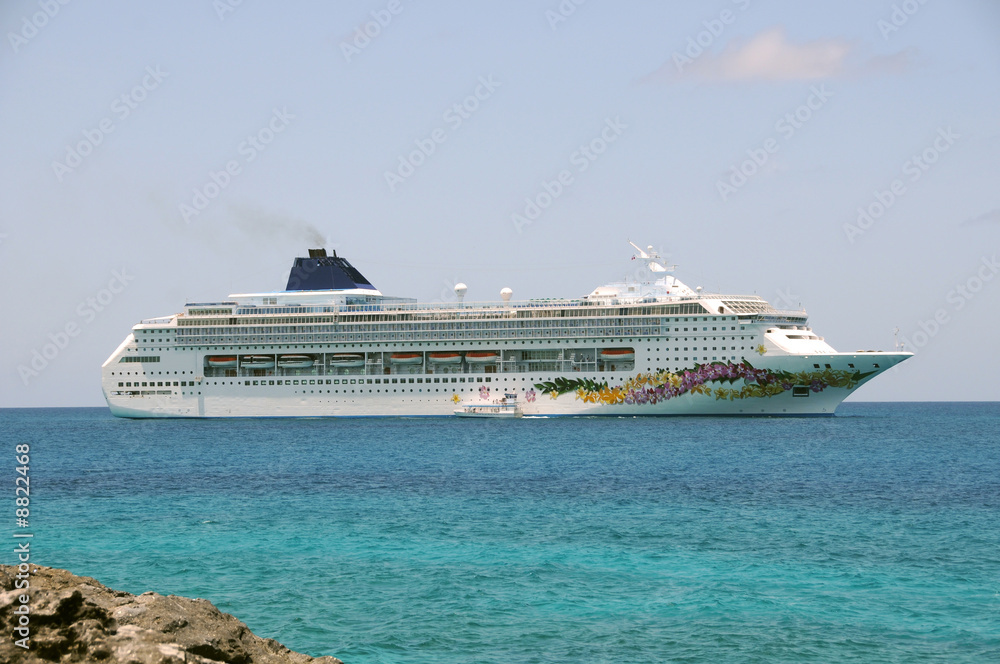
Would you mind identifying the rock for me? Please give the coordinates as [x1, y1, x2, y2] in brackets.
[0, 566, 343, 664]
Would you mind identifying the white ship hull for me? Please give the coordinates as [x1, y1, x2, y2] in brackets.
[103, 343, 907, 418]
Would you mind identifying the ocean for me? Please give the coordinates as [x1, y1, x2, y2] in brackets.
[5, 403, 999, 663]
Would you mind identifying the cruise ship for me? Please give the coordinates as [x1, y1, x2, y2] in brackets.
[102, 244, 911, 418]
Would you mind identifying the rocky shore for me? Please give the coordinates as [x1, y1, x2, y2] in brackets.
[0, 565, 342, 664]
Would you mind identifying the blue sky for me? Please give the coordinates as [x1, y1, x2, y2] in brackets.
[1, 0, 998, 407]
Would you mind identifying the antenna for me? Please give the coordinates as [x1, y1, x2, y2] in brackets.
[628, 240, 671, 273]
[500, 287, 512, 305]
[454, 283, 467, 307]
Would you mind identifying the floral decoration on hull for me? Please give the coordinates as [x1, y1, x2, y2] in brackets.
[534, 361, 875, 406]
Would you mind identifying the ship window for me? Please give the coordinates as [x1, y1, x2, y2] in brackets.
[824, 364, 831, 369]
[813, 364, 820, 368]
[793, 387, 810, 397]
[873, 363, 880, 368]
[848, 363, 855, 368]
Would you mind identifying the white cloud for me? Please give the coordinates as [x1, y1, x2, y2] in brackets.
[648, 27, 913, 83]
[703, 27, 850, 80]
[962, 209, 1000, 226]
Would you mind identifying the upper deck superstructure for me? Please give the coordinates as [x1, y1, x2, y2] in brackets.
[102, 245, 911, 417]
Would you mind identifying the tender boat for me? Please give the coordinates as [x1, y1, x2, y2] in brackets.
[277, 354, 314, 369]
[329, 353, 365, 367]
[240, 355, 275, 369]
[455, 394, 523, 418]
[206, 356, 237, 368]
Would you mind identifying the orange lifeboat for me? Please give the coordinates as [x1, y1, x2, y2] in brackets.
[600, 349, 635, 362]
[429, 352, 463, 364]
[465, 351, 499, 363]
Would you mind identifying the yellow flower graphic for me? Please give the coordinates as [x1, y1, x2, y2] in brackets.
[452, 393, 461, 403]
[755, 344, 767, 355]
[575, 387, 587, 400]
[598, 386, 625, 404]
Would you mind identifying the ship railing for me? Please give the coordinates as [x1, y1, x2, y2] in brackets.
[139, 316, 175, 325]
[336, 294, 806, 314]
[338, 299, 585, 314]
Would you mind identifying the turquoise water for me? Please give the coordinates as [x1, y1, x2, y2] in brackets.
[5, 404, 999, 663]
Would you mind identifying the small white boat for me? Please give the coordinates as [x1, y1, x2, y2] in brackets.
[278, 354, 314, 369]
[390, 352, 423, 364]
[329, 353, 364, 367]
[454, 394, 523, 418]
[206, 356, 237, 368]
[241, 355, 275, 369]
[429, 352, 463, 364]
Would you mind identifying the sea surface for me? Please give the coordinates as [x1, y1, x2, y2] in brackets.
[4, 403, 999, 663]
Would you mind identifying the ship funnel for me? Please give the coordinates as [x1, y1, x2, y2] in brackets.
[308, 248, 327, 258]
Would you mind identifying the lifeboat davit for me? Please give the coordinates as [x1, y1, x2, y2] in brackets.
[329, 353, 365, 367]
[600, 349, 635, 362]
[206, 356, 237, 368]
[465, 351, 499, 363]
[240, 355, 275, 369]
[428, 352, 463, 364]
[390, 352, 423, 364]
[278, 354, 314, 369]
